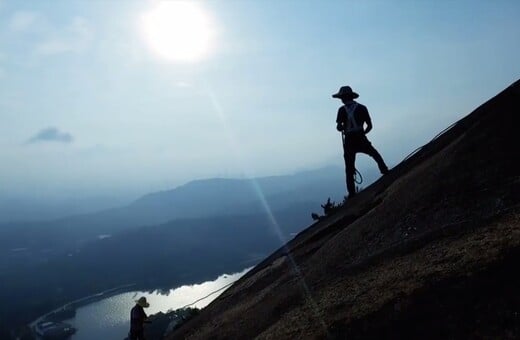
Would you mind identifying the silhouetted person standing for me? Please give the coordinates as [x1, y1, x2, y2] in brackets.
[333, 86, 389, 198]
[129, 297, 150, 340]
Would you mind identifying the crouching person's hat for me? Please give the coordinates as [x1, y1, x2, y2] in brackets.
[136, 296, 150, 308]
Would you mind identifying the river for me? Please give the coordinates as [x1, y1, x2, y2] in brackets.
[62, 268, 250, 340]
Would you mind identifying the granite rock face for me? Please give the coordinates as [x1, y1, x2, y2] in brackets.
[166, 80, 520, 340]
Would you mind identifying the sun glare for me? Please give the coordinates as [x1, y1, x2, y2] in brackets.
[141, 1, 215, 62]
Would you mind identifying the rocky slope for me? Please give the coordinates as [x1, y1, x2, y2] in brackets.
[166, 80, 520, 339]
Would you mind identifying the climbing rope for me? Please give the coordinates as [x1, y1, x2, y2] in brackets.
[341, 131, 364, 186]
[177, 280, 237, 310]
[172, 118, 476, 313]
[354, 168, 363, 185]
[402, 121, 459, 162]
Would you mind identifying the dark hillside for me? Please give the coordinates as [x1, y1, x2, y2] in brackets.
[166, 80, 520, 339]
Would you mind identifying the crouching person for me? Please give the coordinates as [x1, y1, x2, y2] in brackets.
[129, 296, 151, 340]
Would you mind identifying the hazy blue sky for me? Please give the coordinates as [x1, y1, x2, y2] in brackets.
[1, 0, 519, 200]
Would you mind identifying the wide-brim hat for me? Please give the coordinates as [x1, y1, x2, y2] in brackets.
[136, 297, 150, 308]
[332, 86, 359, 99]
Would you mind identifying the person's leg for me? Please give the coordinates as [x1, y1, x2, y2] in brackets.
[343, 149, 357, 196]
[361, 139, 388, 174]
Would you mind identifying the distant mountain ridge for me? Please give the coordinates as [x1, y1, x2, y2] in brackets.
[130, 166, 371, 220]
[0, 166, 352, 261]
[0, 194, 128, 224]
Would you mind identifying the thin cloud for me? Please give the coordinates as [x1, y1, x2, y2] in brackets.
[35, 17, 93, 56]
[27, 127, 74, 144]
[7, 11, 93, 56]
[175, 81, 192, 88]
[0, 53, 5, 78]
[8, 11, 40, 32]
[36, 40, 74, 55]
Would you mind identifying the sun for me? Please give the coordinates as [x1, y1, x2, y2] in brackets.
[141, 1, 215, 62]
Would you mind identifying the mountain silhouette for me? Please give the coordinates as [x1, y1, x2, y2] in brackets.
[166, 80, 520, 339]
[0, 166, 349, 258]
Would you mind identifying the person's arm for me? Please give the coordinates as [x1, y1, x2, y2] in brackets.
[141, 309, 151, 324]
[336, 107, 345, 131]
[363, 106, 373, 134]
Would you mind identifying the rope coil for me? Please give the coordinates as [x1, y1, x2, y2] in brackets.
[341, 131, 364, 185]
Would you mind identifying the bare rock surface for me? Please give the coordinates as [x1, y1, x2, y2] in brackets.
[166, 80, 520, 340]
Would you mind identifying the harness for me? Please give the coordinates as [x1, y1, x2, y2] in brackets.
[344, 102, 363, 133]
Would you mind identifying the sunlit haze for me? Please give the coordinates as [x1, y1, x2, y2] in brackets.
[0, 0, 519, 202]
